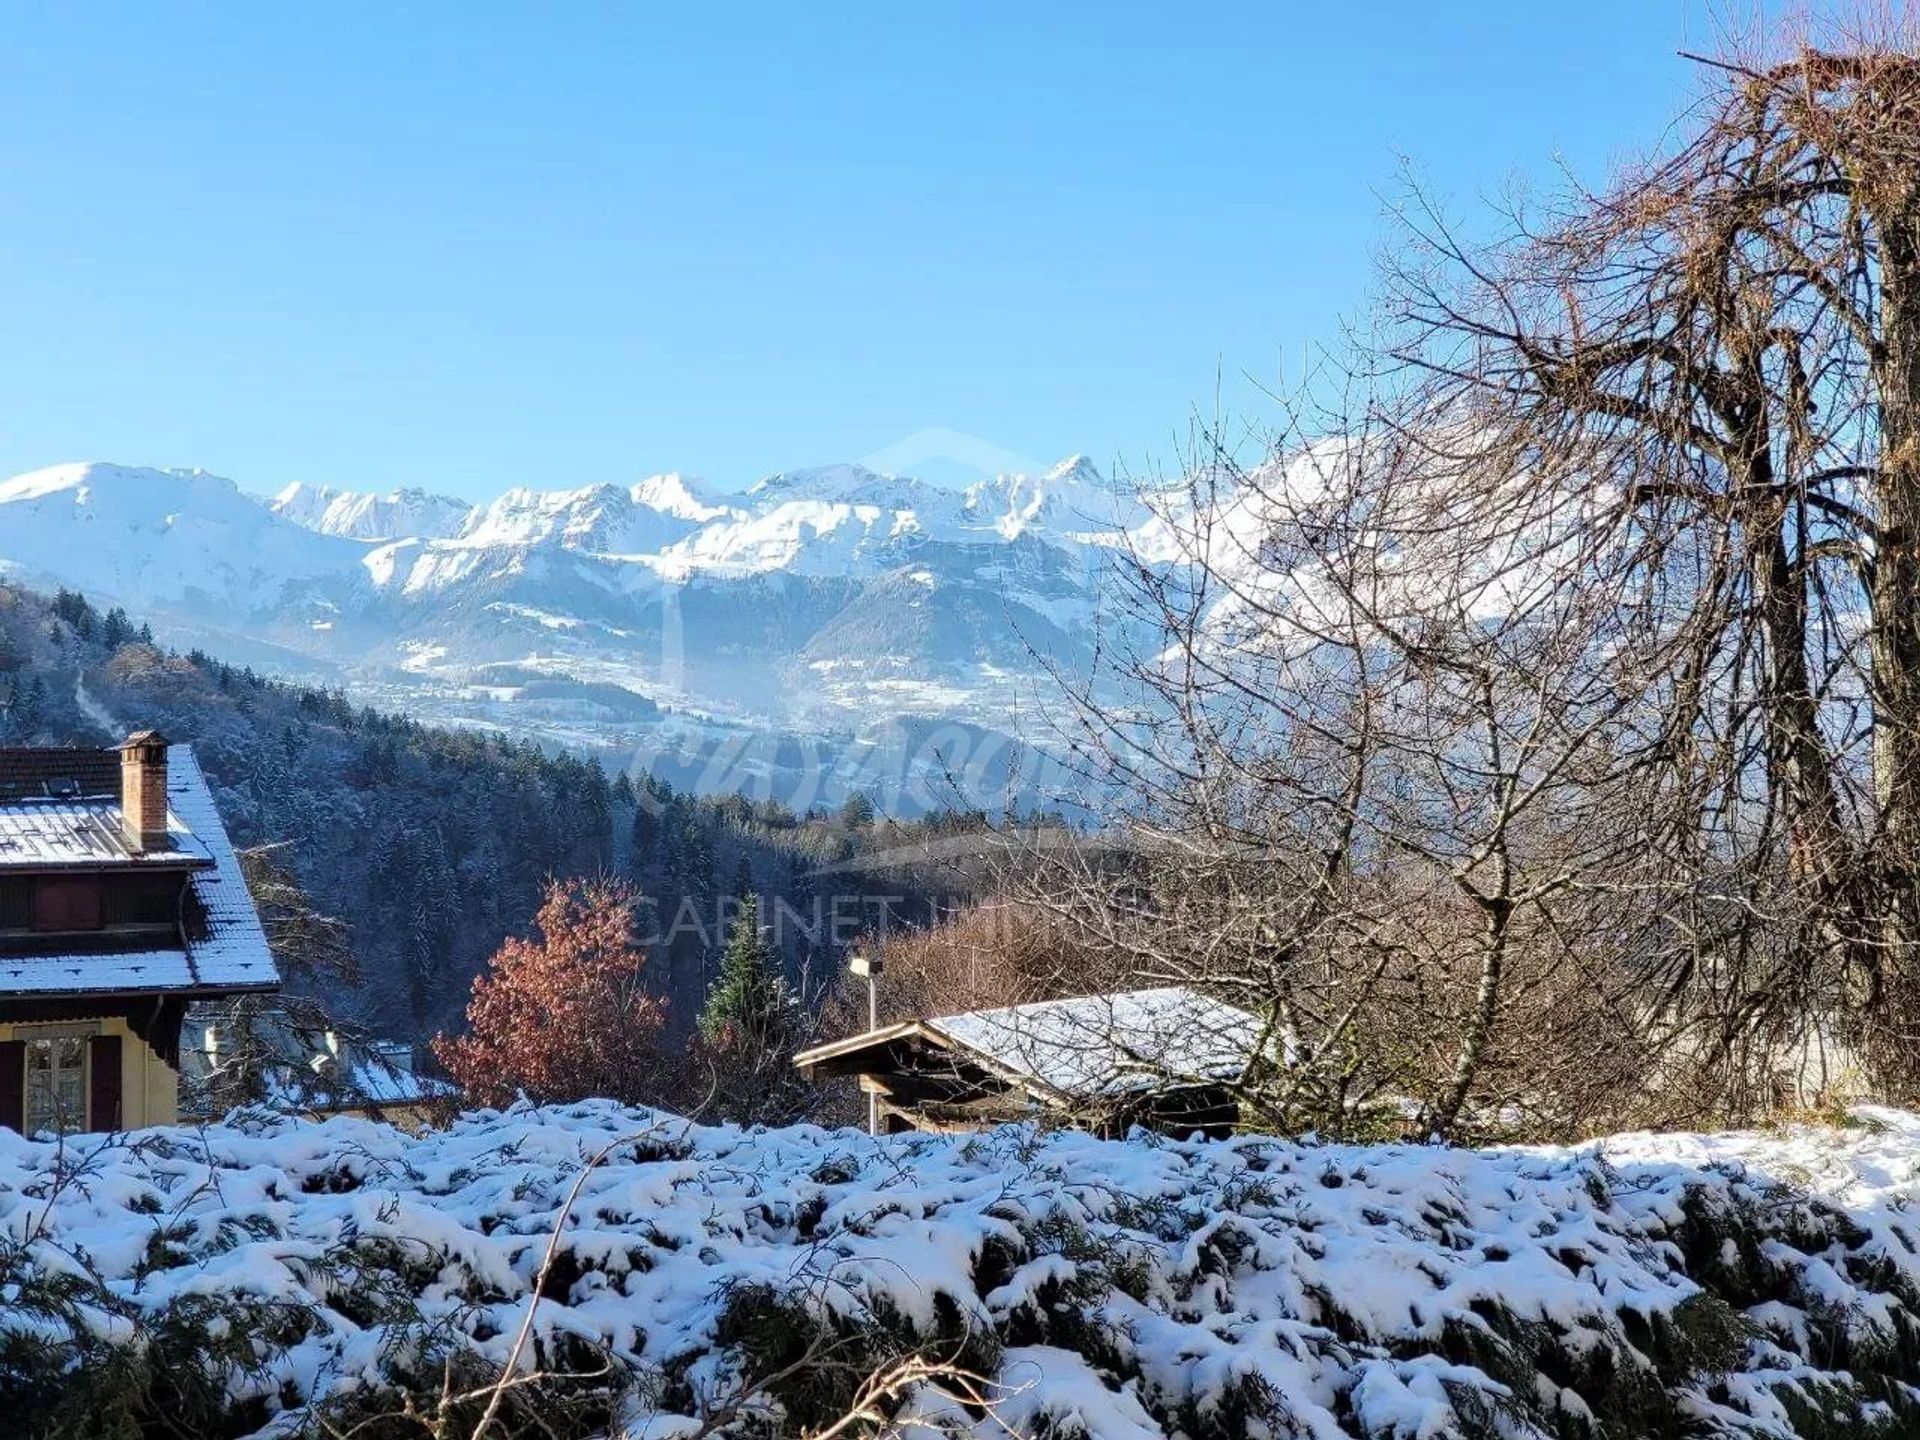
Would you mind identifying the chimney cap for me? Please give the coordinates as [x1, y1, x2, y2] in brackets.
[120, 729, 168, 752]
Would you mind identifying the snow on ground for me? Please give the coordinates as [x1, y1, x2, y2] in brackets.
[3, 1104, 1919, 1437]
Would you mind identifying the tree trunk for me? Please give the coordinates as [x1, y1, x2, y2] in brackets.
[1869, 203, 1920, 1035]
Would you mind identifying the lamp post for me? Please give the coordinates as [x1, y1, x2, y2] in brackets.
[849, 951, 883, 1135]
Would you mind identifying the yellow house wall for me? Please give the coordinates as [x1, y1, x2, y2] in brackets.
[0, 1015, 179, 1130]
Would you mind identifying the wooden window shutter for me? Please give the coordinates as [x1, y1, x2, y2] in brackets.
[35, 878, 103, 932]
[88, 1034, 122, 1132]
[0, 1040, 22, 1133]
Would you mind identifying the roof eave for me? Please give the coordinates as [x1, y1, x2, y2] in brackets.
[0, 854, 216, 874]
[794, 1016, 1081, 1109]
[0, 978, 281, 1002]
[792, 1020, 934, 1075]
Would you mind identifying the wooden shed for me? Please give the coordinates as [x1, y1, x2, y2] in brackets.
[794, 986, 1264, 1137]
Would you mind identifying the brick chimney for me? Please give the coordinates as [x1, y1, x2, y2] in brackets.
[118, 730, 170, 853]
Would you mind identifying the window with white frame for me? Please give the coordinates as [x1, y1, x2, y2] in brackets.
[21, 1027, 95, 1134]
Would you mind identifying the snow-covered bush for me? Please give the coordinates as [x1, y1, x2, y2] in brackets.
[2, 1105, 1919, 1438]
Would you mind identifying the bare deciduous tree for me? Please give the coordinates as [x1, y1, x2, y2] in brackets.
[1014, 14, 1920, 1139]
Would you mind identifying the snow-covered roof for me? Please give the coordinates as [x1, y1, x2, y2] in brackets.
[164, 748, 280, 992]
[0, 948, 202, 994]
[0, 795, 211, 867]
[0, 746, 213, 868]
[181, 1014, 450, 1117]
[796, 986, 1266, 1101]
[0, 746, 279, 997]
[931, 987, 1263, 1098]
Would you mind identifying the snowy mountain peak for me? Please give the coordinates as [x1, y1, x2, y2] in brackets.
[272, 482, 472, 541]
[744, 463, 935, 509]
[628, 471, 729, 522]
[1045, 452, 1104, 486]
[959, 454, 1134, 540]
[0, 461, 238, 507]
[0, 461, 102, 504]
[0, 461, 364, 610]
[452, 477, 730, 555]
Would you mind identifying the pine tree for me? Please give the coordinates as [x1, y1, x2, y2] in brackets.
[52, 587, 95, 634]
[688, 820, 716, 895]
[14, 675, 44, 739]
[579, 762, 613, 866]
[787, 851, 817, 906]
[409, 827, 459, 1019]
[698, 896, 785, 1045]
[631, 803, 658, 871]
[696, 896, 811, 1124]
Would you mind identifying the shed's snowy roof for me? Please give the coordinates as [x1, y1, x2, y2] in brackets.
[927, 987, 1263, 1098]
[0, 746, 279, 997]
[797, 986, 1268, 1101]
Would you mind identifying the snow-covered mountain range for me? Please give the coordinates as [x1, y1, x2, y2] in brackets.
[270, 482, 473, 541]
[0, 457, 1141, 808]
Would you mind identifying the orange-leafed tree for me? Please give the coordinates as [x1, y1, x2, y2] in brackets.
[433, 876, 671, 1108]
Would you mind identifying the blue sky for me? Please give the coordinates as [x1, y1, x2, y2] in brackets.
[0, 3, 1737, 498]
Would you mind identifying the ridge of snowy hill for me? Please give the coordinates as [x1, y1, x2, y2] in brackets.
[272, 456, 1142, 562]
[962, 451, 1140, 541]
[4, 1101, 1918, 1437]
[271, 480, 472, 540]
[0, 462, 370, 607]
[452, 476, 736, 554]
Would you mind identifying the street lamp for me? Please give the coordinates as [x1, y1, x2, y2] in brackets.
[849, 951, 884, 1135]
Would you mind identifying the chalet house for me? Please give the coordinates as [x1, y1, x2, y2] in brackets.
[793, 986, 1265, 1137]
[180, 1011, 451, 1129]
[0, 733, 279, 1134]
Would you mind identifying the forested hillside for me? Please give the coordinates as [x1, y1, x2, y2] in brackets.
[0, 582, 981, 1040]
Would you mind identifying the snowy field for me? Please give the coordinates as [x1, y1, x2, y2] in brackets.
[3, 1104, 1919, 1438]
